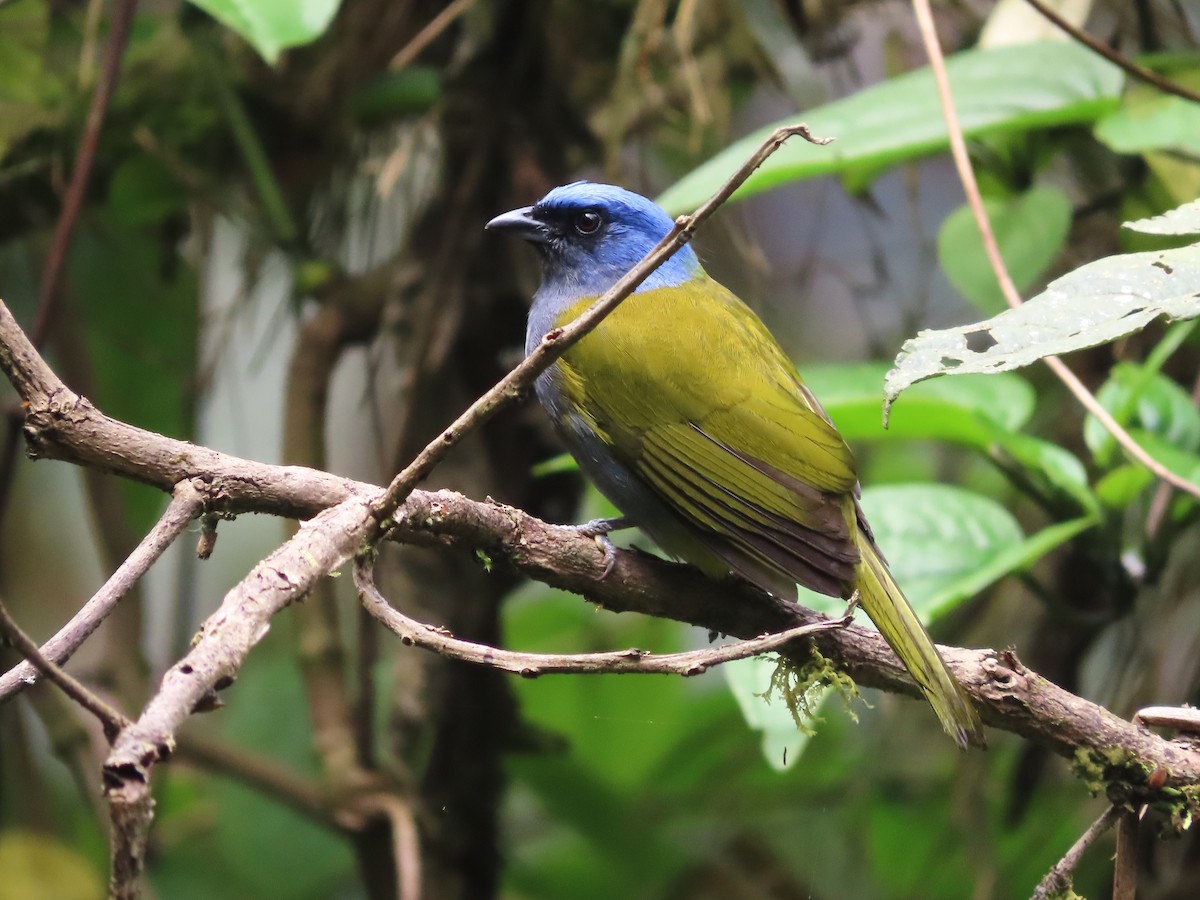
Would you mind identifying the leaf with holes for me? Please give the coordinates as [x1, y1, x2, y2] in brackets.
[884, 245, 1200, 418]
[1124, 198, 1200, 236]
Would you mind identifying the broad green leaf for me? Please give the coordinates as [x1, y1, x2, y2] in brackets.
[1095, 82, 1200, 156]
[1084, 363, 1200, 466]
[1076, 431, 1199, 524]
[854, 484, 1025, 614]
[884, 245, 1200, 414]
[807, 362, 1035, 434]
[1127, 430, 1200, 487]
[937, 186, 1073, 314]
[807, 364, 1098, 511]
[657, 42, 1122, 214]
[924, 515, 1097, 618]
[186, 0, 342, 64]
[1124, 198, 1200, 236]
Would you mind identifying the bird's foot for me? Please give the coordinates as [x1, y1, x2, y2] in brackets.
[573, 517, 631, 579]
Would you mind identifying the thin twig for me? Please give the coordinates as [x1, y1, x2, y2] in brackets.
[31, 0, 138, 346]
[356, 557, 851, 677]
[910, 0, 1200, 503]
[174, 733, 339, 830]
[0, 593, 131, 741]
[1146, 368, 1200, 537]
[0, 481, 202, 702]
[1112, 809, 1139, 900]
[1030, 805, 1120, 899]
[0, 0, 138, 540]
[1134, 705, 1200, 735]
[368, 123, 833, 527]
[1022, 0, 1200, 105]
[390, 0, 475, 70]
[354, 794, 422, 900]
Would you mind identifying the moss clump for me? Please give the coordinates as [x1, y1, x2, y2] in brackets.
[1072, 747, 1199, 835]
[761, 643, 866, 735]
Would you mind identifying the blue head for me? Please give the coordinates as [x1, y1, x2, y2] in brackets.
[486, 182, 701, 297]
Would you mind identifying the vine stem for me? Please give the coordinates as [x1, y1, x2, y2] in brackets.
[910, 0, 1200, 502]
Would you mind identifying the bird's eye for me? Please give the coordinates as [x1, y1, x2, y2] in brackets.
[574, 211, 603, 235]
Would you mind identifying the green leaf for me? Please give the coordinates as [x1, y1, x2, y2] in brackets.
[937, 186, 1073, 314]
[657, 42, 1122, 214]
[884, 245, 1200, 414]
[982, 427, 1099, 515]
[1124, 198, 1200, 236]
[923, 515, 1096, 618]
[830, 485, 1096, 620]
[1095, 83, 1200, 156]
[723, 656, 812, 771]
[186, 0, 342, 64]
[1084, 363, 1200, 466]
[853, 484, 1026, 616]
[807, 362, 1035, 436]
[1095, 464, 1154, 508]
[805, 364, 1097, 510]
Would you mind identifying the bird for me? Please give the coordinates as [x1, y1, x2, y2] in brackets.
[486, 181, 985, 749]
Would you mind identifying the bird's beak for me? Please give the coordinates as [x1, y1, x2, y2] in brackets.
[485, 206, 550, 243]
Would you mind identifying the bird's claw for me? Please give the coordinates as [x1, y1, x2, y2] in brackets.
[572, 517, 630, 579]
[594, 534, 619, 578]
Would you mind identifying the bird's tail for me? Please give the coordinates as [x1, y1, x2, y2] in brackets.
[854, 538, 985, 749]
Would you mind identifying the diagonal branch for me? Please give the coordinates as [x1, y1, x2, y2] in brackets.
[367, 123, 833, 525]
[1030, 805, 1120, 900]
[103, 493, 382, 899]
[0, 481, 202, 702]
[0, 592, 131, 741]
[1021, 0, 1200, 105]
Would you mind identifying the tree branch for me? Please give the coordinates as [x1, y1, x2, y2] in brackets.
[0, 481, 202, 702]
[356, 556, 852, 676]
[103, 493, 381, 897]
[1021, 0, 1200, 105]
[0, 592, 131, 741]
[1031, 805, 1120, 900]
[0, 296, 1197, 790]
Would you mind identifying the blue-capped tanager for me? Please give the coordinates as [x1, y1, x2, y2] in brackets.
[487, 182, 984, 748]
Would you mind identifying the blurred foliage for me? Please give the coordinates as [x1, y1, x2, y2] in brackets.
[1, 0, 1200, 899]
